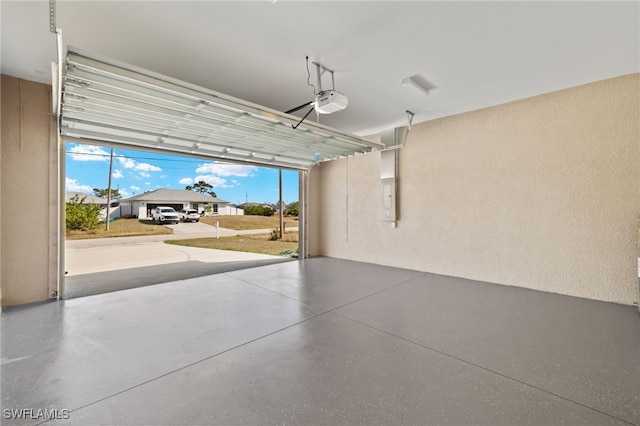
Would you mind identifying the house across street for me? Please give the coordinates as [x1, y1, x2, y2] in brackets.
[118, 188, 243, 219]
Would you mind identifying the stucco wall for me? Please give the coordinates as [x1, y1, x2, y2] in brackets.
[1, 76, 57, 306]
[310, 74, 640, 305]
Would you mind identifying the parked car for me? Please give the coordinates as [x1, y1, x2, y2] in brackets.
[151, 206, 179, 224]
[179, 209, 200, 223]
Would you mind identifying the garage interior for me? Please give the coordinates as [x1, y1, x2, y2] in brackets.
[1, 1, 639, 425]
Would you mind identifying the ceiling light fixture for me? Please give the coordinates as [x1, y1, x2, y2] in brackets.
[401, 74, 432, 95]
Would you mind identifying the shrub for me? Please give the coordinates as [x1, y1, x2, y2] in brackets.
[280, 249, 299, 258]
[66, 195, 102, 231]
[244, 205, 274, 216]
[284, 201, 299, 216]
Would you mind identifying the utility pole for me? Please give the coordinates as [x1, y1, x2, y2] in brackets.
[105, 147, 114, 230]
[279, 168, 284, 239]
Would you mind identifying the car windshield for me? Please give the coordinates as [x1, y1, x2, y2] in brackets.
[160, 208, 175, 213]
[186, 210, 197, 214]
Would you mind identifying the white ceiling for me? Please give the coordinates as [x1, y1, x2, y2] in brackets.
[2, 1, 639, 136]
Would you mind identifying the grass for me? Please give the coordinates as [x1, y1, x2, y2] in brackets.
[200, 215, 298, 230]
[166, 231, 299, 257]
[66, 218, 173, 240]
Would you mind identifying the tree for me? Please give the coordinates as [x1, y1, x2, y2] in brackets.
[284, 201, 299, 216]
[66, 195, 102, 231]
[93, 188, 121, 200]
[185, 180, 217, 197]
[244, 205, 274, 216]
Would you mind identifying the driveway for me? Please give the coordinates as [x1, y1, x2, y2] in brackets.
[164, 221, 217, 234]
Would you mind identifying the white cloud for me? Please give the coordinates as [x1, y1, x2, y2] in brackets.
[117, 157, 136, 169]
[130, 185, 141, 191]
[139, 172, 151, 178]
[179, 177, 194, 185]
[65, 177, 92, 193]
[194, 174, 228, 188]
[145, 182, 151, 186]
[135, 162, 162, 172]
[117, 156, 161, 172]
[195, 163, 257, 177]
[119, 189, 132, 198]
[68, 144, 110, 162]
[112, 170, 124, 179]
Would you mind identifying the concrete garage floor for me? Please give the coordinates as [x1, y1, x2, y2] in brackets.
[1, 258, 639, 425]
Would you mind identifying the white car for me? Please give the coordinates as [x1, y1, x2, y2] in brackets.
[179, 209, 200, 223]
[151, 206, 179, 224]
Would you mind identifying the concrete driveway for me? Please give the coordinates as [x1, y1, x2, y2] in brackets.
[64, 227, 296, 299]
[164, 221, 217, 234]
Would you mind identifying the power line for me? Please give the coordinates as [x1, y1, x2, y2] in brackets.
[65, 151, 211, 170]
[65, 151, 205, 164]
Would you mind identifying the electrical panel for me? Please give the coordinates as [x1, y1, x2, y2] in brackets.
[381, 177, 396, 222]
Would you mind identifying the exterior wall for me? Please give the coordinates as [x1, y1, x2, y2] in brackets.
[135, 204, 147, 219]
[1, 76, 57, 306]
[107, 205, 120, 219]
[218, 205, 243, 216]
[310, 74, 640, 305]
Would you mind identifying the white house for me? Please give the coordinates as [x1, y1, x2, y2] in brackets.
[119, 188, 243, 219]
[65, 192, 108, 205]
[65, 192, 119, 221]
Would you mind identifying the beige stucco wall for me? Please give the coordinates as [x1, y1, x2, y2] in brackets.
[310, 74, 640, 305]
[1, 73, 638, 306]
[1, 75, 58, 306]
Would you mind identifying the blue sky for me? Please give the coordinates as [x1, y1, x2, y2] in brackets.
[65, 142, 299, 205]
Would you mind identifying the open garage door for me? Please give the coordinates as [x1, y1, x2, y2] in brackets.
[59, 47, 384, 169]
[57, 47, 383, 299]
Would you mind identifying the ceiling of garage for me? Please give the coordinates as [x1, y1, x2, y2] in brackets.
[2, 1, 639, 137]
